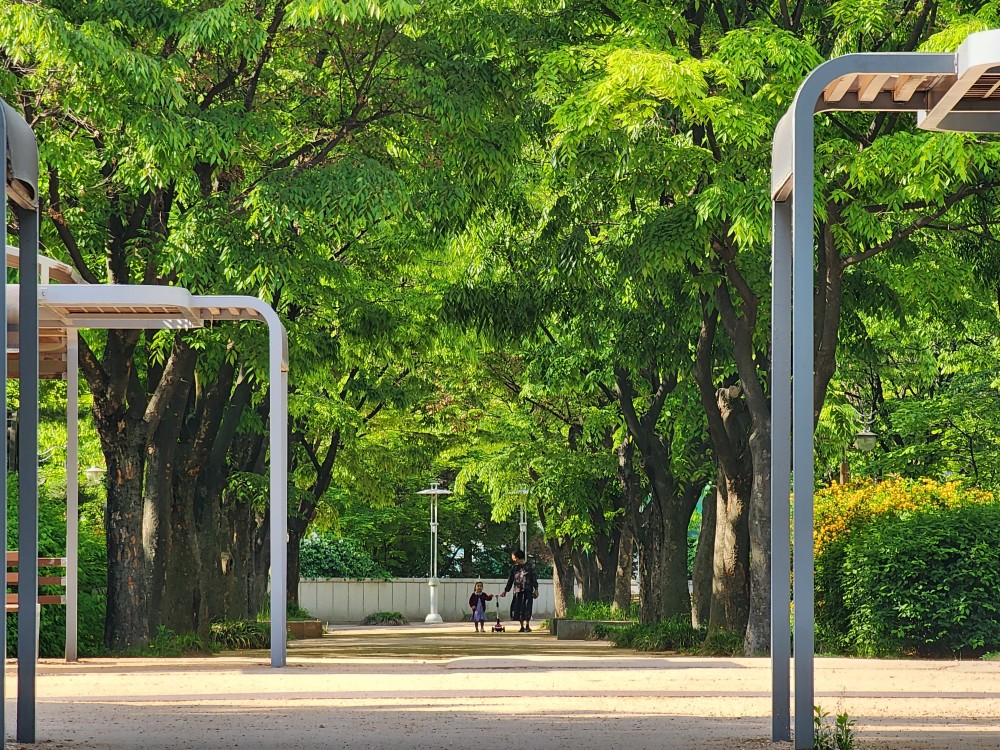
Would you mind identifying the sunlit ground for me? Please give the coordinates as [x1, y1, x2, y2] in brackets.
[3, 624, 999, 749]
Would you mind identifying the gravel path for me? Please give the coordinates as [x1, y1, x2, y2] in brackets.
[3, 624, 999, 749]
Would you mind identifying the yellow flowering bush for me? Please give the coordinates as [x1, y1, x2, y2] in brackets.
[814, 476, 994, 556]
[814, 477, 1000, 656]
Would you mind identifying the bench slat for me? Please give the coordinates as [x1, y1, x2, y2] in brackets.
[5, 594, 66, 606]
[5, 552, 67, 567]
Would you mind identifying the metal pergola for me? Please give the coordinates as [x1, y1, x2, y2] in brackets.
[770, 29, 1000, 749]
[2, 98, 290, 744]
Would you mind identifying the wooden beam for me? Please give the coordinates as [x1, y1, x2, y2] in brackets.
[858, 74, 891, 102]
[823, 74, 856, 103]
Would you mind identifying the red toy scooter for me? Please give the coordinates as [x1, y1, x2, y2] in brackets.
[490, 594, 505, 633]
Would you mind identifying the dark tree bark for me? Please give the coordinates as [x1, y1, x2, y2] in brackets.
[697, 260, 772, 655]
[614, 369, 700, 623]
[547, 537, 576, 617]
[690, 484, 715, 630]
[613, 438, 644, 615]
[612, 523, 634, 614]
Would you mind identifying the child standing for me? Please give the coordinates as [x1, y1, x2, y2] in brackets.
[468, 581, 493, 632]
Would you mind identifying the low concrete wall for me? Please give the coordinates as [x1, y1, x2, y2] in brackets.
[555, 619, 636, 640]
[299, 578, 555, 624]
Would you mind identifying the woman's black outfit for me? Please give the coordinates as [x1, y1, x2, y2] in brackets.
[503, 561, 538, 629]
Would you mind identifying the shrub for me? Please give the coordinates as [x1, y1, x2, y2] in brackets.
[814, 706, 857, 750]
[211, 619, 270, 650]
[592, 616, 704, 651]
[815, 477, 1000, 656]
[699, 630, 744, 656]
[287, 602, 314, 621]
[6, 476, 107, 657]
[144, 626, 212, 657]
[565, 601, 639, 621]
[362, 611, 408, 625]
[300, 532, 392, 580]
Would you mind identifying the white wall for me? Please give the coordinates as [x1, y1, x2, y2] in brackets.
[299, 578, 555, 624]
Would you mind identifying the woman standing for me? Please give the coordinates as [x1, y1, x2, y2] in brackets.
[499, 549, 538, 632]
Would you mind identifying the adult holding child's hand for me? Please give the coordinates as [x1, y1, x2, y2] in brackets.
[501, 549, 538, 632]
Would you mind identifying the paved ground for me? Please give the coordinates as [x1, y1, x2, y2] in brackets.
[3, 623, 1000, 749]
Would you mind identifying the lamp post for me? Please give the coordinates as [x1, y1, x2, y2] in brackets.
[515, 488, 529, 553]
[83, 466, 105, 485]
[839, 409, 877, 483]
[417, 482, 452, 624]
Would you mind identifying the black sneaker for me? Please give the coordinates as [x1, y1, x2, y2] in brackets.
[518, 626, 525, 632]
[524, 626, 531, 632]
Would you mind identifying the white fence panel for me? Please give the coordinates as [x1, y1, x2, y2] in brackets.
[300, 577, 555, 624]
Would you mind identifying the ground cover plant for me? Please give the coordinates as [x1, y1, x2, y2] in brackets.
[814, 706, 857, 750]
[565, 601, 640, 621]
[592, 616, 704, 652]
[211, 620, 271, 650]
[362, 611, 408, 625]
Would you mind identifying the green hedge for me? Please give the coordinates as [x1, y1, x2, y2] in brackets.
[6, 475, 107, 657]
[300, 531, 392, 580]
[816, 479, 1000, 657]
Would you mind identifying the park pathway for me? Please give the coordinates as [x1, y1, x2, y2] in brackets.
[4, 623, 1000, 749]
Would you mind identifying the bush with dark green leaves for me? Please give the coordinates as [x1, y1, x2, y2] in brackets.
[821, 501, 1000, 656]
[565, 601, 639, 621]
[6, 475, 107, 657]
[592, 616, 704, 651]
[299, 532, 392, 580]
[211, 619, 270, 650]
[362, 611, 408, 625]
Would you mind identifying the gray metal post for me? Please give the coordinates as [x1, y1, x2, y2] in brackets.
[268, 306, 288, 667]
[1, 97, 41, 743]
[770, 197, 792, 742]
[0, 98, 9, 748]
[16, 197, 40, 745]
[188, 294, 288, 667]
[773, 52, 957, 750]
[790, 81, 816, 749]
[66, 328, 79, 661]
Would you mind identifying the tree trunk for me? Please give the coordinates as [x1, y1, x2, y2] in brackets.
[286, 504, 316, 609]
[630, 480, 695, 623]
[635, 527, 663, 624]
[696, 298, 768, 653]
[611, 524, 633, 614]
[691, 484, 714, 630]
[744, 414, 772, 655]
[145, 350, 203, 635]
[547, 537, 575, 616]
[613, 441, 642, 615]
[103, 431, 151, 650]
[707, 464, 750, 637]
[614, 368, 700, 624]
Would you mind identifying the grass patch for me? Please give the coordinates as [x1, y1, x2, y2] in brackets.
[211, 619, 271, 650]
[565, 601, 640, 621]
[699, 630, 745, 656]
[362, 611, 409, 625]
[592, 616, 704, 651]
[137, 625, 214, 657]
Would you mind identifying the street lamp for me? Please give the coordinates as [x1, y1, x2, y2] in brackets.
[417, 482, 452, 624]
[83, 466, 105, 485]
[515, 487, 529, 553]
[854, 427, 877, 453]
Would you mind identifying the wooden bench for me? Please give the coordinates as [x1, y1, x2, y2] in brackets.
[6, 551, 67, 612]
